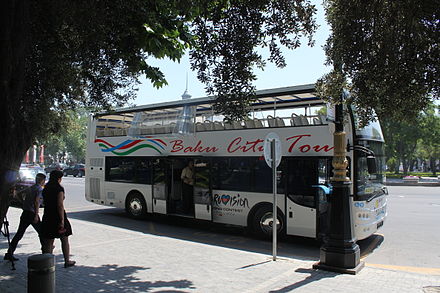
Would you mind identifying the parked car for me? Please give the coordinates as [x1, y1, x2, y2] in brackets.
[18, 164, 46, 181]
[11, 165, 46, 208]
[44, 162, 67, 174]
[63, 164, 85, 177]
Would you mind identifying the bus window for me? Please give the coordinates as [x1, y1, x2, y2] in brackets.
[135, 159, 152, 184]
[152, 159, 167, 200]
[106, 157, 152, 184]
[212, 158, 252, 192]
[194, 159, 210, 204]
[252, 158, 273, 193]
[106, 157, 135, 183]
[318, 159, 332, 186]
[286, 159, 319, 208]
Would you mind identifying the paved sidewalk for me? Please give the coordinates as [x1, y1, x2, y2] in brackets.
[1, 207, 439, 293]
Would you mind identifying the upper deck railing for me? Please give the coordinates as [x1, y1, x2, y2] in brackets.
[93, 83, 329, 137]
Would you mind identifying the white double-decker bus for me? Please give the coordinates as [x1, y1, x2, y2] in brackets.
[85, 84, 387, 240]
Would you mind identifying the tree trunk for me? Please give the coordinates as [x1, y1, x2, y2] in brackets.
[409, 159, 416, 172]
[394, 158, 401, 174]
[0, 142, 29, 228]
[0, 0, 31, 227]
[430, 157, 436, 176]
[402, 159, 409, 175]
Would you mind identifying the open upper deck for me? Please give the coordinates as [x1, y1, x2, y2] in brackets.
[94, 83, 329, 137]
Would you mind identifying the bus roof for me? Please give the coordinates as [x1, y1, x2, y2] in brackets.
[95, 83, 319, 117]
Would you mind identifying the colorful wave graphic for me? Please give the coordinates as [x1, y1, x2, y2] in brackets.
[95, 137, 167, 155]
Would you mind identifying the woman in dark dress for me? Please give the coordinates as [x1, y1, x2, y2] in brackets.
[41, 170, 75, 267]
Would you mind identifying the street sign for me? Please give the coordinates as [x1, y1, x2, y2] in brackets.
[263, 132, 282, 168]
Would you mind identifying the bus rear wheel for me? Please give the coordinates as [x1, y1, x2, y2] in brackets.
[126, 193, 147, 219]
[251, 205, 285, 239]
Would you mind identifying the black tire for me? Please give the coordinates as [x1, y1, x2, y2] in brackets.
[250, 205, 285, 239]
[125, 192, 147, 219]
[63, 172, 68, 177]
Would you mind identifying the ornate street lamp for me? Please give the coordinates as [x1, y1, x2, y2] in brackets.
[313, 92, 364, 274]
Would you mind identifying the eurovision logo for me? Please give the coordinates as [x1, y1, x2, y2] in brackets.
[213, 193, 250, 209]
[95, 137, 167, 155]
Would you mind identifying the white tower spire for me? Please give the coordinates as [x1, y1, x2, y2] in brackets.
[181, 72, 191, 100]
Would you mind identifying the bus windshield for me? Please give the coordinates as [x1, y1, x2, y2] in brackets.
[355, 140, 386, 201]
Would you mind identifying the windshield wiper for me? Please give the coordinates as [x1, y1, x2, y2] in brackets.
[366, 187, 387, 202]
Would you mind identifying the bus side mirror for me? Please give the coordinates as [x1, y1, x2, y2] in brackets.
[367, 155, 377, 174]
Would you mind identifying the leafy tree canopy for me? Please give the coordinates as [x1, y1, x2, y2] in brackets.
[382, 102, 440, 174]
[317, 0, 439, 125]
[2, 0, 317, 148]
[42, 109, 89, 164]
[190, 0, 317, 120]
[0, 0, 317, 223]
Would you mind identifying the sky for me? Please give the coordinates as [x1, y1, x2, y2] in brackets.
[133, 1, 331, 106]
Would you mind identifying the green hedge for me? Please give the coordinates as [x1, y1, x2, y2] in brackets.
[385, 172, 438, 179]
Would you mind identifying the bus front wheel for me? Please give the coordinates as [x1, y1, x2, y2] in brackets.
[250, 205, 285, 239]
[126, 192, 147, 219]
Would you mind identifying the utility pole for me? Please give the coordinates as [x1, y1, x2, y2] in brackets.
[313, 92, 364, 274]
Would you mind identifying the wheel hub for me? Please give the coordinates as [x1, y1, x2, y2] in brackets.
[129, 198, 143, 215]
[259, 212, 281, 235]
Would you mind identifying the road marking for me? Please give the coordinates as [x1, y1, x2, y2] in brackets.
[366, 263, 440, 276]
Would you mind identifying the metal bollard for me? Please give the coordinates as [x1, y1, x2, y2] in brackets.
[28, 254, 55, 293]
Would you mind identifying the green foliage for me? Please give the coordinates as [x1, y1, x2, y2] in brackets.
[4, 0, 319, 145]
[416, 104, 440, 174]
[385, 172, 438, 179]
[21, 0, 200, 141]
[0, 0, 318, 224]
[382, 102, 439, 175]
[381, 115, 422, 174]
[42, 109, 89, 163]
[318, 0, 439, 125]
[190, 0, 317, 120]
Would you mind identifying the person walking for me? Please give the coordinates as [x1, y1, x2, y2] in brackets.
[4, 173, 46, 261]
[41, 170, 75, 268]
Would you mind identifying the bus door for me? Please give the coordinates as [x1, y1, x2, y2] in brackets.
[193, 158, 212, 221]
[152, 158, 168, 214]
[169, 158, 187, 215]
[285, 158, 317, 238]
[315, 159, 332, 239]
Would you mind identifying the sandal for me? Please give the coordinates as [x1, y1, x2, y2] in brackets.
[64, 260, 76, 268]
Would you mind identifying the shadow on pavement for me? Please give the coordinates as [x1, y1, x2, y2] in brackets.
[67, 207, 384, 263]
[268, 268, 338, 293]
[57, 263, 194, 292]
[358, 234, 385, 259]
[0, 257, 195, 293]
[67, 207, 321, 262]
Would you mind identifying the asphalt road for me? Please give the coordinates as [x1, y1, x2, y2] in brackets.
[61, 176, 440, 272]
[362, 185, 440, 270]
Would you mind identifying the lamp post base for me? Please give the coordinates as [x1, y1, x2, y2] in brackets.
[313, 261, 365, 275]
[313, 244, 364, 275]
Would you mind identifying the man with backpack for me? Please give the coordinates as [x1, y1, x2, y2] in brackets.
[4, 173, 46, 261]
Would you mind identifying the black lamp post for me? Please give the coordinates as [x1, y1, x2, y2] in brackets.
[313, 93, 364, 274]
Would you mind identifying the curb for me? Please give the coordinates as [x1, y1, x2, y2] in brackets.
[386, 182, 440, 187]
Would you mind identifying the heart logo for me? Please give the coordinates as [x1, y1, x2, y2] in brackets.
[221, 194, 231, 205]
